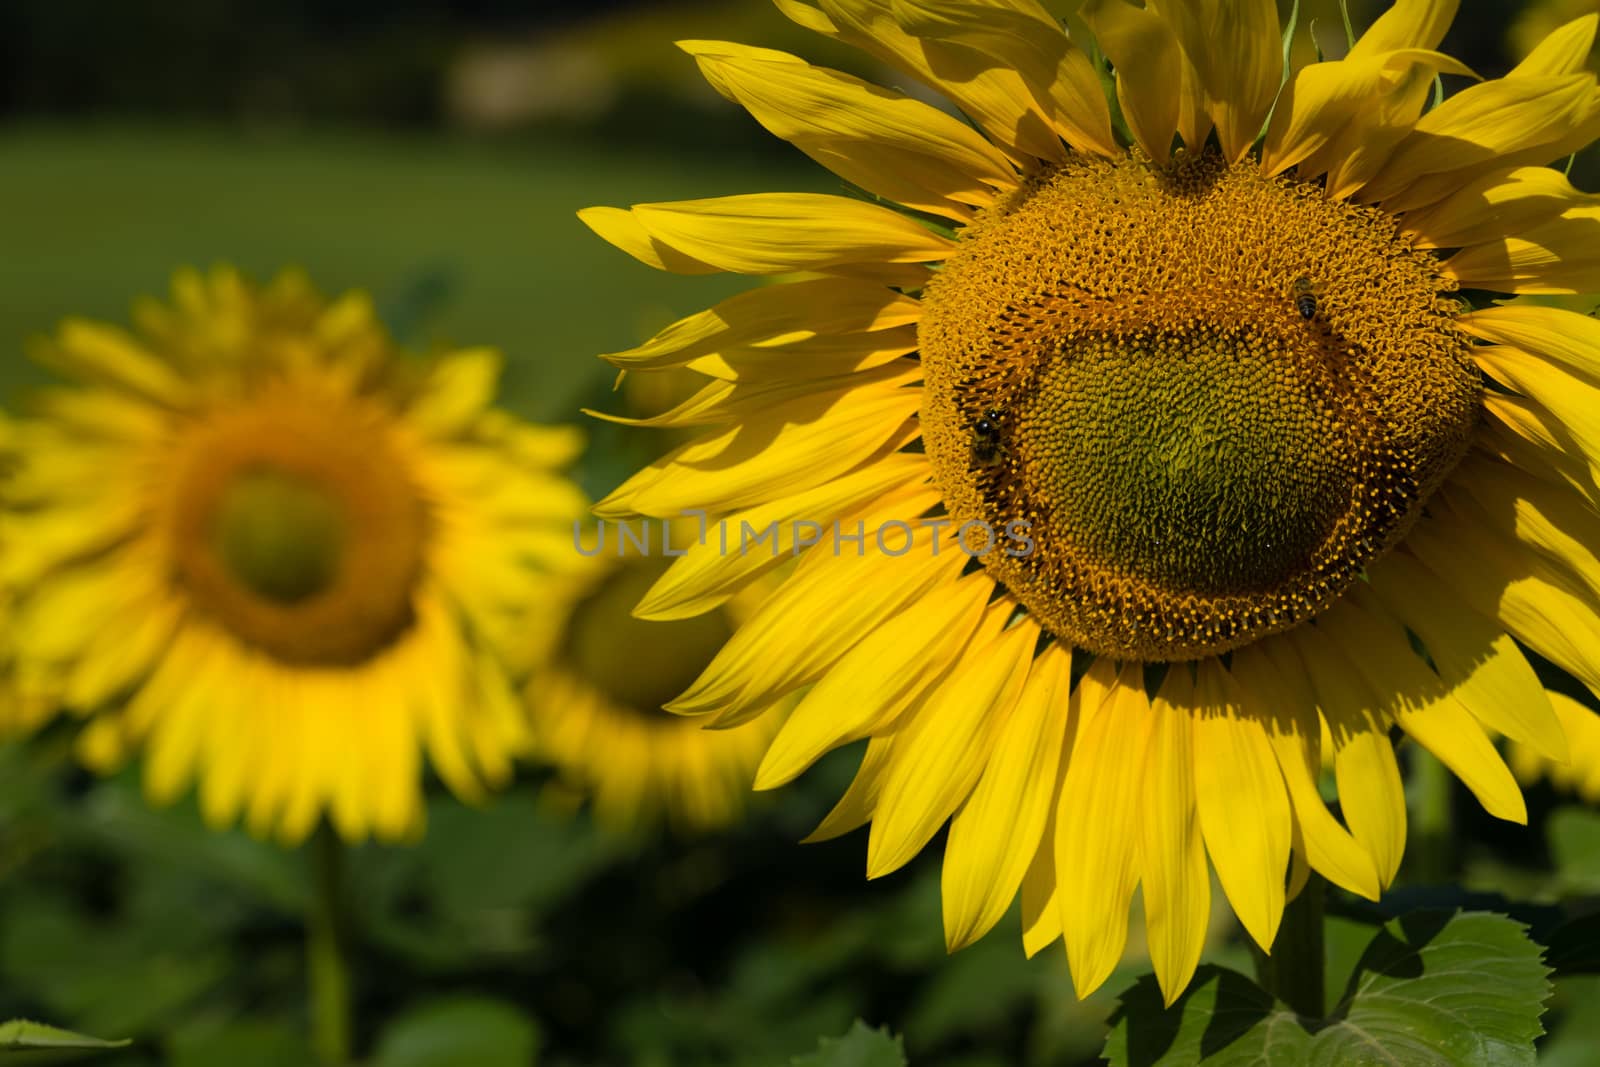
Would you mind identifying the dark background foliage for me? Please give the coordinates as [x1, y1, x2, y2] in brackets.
[1, 1, 1597, 1064]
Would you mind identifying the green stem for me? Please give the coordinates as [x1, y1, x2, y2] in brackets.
[1413, 748, 1454, 882]
[1253, 872, 1326, 1019]
[309, 826, 352, 1065]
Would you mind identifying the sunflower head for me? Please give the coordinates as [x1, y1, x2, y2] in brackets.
[0, 266, 588, 844]
[524, 521, 783, 833]
[581, 0, 1600, 1006]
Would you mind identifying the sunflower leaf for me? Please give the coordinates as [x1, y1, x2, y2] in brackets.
[791, 1021, 906, 1067]
[0, 1019, 129, 1052]
[1103, 911, 1551, 1067]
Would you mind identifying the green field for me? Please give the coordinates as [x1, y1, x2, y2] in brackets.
[0, 124, 822, 424]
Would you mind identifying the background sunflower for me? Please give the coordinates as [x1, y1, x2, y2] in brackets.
[1, 2, 1599, 1066]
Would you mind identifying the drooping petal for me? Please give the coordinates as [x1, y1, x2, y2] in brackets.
[636, 455, 934, 620]
[1286, 629, 1407, 888]
[1405, 511, 1600, 700]
[1366, 548, 1567, 762]
[1138, 666, 1210, 1006]
[1231, 643, 1381, 900]
[1055, 660, 1148, 999]
[942, 642, 1074, 952]
[868, 617, 1037, 878]
[671, 527, 969, 718]
[1321, 594, 1527, 824]
[755, 573, 994, 787]
[1192, 658, 1291, 952]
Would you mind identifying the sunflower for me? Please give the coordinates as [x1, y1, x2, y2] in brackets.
[579, 0, 1600, 1001]
[0, 266, 587, 844]
[522, 521, 784, 832]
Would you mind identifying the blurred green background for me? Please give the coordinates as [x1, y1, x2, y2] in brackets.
[2, 1, 1599, 1065]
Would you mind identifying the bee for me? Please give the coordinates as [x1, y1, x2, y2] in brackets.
[971, 408, 1005, 469]
[1292, 275, 1323, 320]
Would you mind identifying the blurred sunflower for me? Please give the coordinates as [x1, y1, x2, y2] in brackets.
[522, 523, 783, 832]
[580, 0, 1600, 1002]
[0, 267, 587, 844]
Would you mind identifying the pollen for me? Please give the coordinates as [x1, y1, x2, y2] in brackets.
[920, 151, 1480, 661]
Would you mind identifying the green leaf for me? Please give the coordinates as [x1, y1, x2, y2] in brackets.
[791, 1021, 906, 1067]
[0, 1019, 129, 1051]
[372, 997, 540, 1067]
[1105, 911, 1551, 1066]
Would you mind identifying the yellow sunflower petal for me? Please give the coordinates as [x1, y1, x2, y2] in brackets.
[1406, 512, 1600, 699]
[1361, 74, 1600, 211]
[1081, 0, 1181, 162]
[671, 529, 967, 718]
[1452, 459, 1600, 607]
[868, 618, 1036, 879]
[1154, 0, 1281, 162]
[1263, 49, 1471, 178]
[1406, 166, 1600, 251]
[1055, 660, 1148, 1000]
[1322, 595, 1526, 824]
[1020, 804, 1063, 956]
[1461, 303, 1600, 386]
[804, 734, 895, 842]
[780, 0, 1082, 162]
[605, 279, 921, 371]
[1192, 658, 1290, 953]
[37, 320, 192, 406]
[1286, 629, 1407, 888]
[1510, 13, 1598, 77]
[1346, 0, 1459, 57]
[1139, 666, 1210, 1007]
[1231, 643, 1381, 901]
[1480, 392, 1600, 509]
[942, 641, 1073, 952]
[1473, 344, 1600, 476]
[1445, 204, 1600, 294]
[682, 40, 1016, 219]
[636, 455, 934, 621]
[755, 573, 994, 788]
[582, 193, 954, 276]
[1367, 548, 1567, 762]
[888, 0, 1119, 159]
[593, 377, 920, 518]
[574, 205, 720, 274]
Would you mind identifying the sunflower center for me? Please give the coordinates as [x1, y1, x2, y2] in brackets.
[564, 556, 733, 715]
[920, 151, 1481, 661]
[213, 469, 345, 604]
[168, 387, 427, 665]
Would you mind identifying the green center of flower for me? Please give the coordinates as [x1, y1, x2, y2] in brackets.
[213, 467, 346, 604]
[1019, 296, 1352, 598]
[919, 151, 1482, 661]
[564, 557, 733, 715]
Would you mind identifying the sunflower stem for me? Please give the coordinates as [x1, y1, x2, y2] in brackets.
[1254, 872, 1326, 1019]
[309, 825, 353, 1065]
